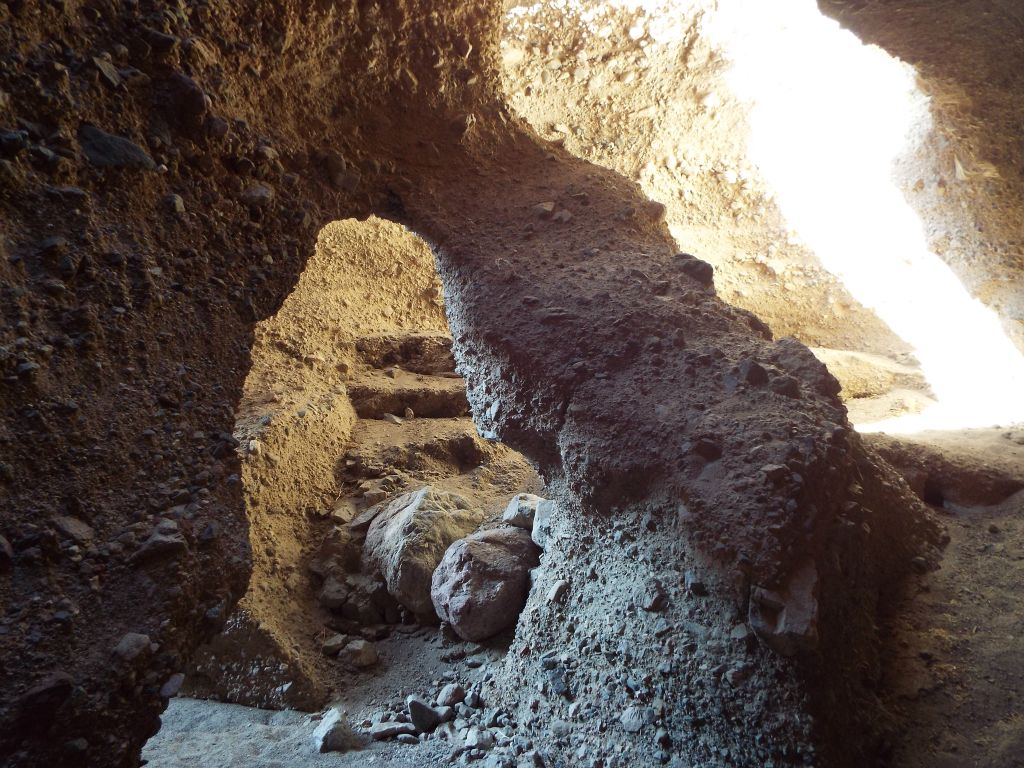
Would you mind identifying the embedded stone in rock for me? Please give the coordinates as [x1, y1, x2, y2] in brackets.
[431, 527, 540, 641]
[674, 252, 714, 287]
[363, 486, 485, 617]
[641, 580, 668, 612]
[0, 534, 14, 572]
[531, 499, 556, 549]
[78, 125, 156, 170]
[13, 671, 74, 731]
[52, 516, 94, 544]
[620, 705, 656, 734]
[159, 673, 185, 699]
[113, 632, 151, 662]
[0, 129, 29, 158]
[502, 493, 546, 531]
[241, 184, 275, 209]
[129, 522, 188, 565]
[547, 579, 569, 605]
[748, 558, 820, 657]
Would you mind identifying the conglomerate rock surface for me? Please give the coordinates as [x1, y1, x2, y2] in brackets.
[0, 1, 940, 766]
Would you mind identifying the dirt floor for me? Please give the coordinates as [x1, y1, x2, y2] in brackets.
[145, 631, 497, 768]
[870, 428, 1024, 768]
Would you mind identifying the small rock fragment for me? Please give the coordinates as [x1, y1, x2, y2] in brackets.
[322, 633, 349, 656]
[502, 493, 544, 531]
[406, 694, 442, 733]
[312, 708, 360, 753]
[437, 682, 466, 707]
[92, 57, 123, 88]
[113, 632, 151, 662]
[619, 705, 655, 733]
[342, 639, 379, 668]
[465, 726, 495, 750]
[369, 721, 416, 740]
[641, 580, 668, 612]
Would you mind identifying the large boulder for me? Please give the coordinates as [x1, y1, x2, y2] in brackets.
[362, 487, 485, 616]
[431, 527, 541, 641]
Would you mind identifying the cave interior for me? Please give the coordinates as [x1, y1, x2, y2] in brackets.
[1, 1, 1023, 767]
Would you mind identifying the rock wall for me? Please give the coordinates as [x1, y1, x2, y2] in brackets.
[0, 0, 383, 763]
[0, 1, 940, 766]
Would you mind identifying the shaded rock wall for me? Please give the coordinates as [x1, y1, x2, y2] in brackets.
[0, 0, 939, 766]
[0, 0, 381, 763]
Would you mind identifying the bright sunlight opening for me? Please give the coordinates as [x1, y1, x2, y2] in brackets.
[701, 1, 1024, 433]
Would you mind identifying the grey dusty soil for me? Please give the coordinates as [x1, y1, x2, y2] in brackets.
[146, 631, 489, 768]
[1, 0, 1022, 767]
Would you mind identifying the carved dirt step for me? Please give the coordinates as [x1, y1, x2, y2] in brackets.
[347, 370, 470, 419]
[354, 332, 456, 375]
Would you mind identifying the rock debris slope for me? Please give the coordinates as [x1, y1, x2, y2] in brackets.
[0, 0, 940, 766]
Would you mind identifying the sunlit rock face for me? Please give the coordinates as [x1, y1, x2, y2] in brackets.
[0, 0, 947, 766]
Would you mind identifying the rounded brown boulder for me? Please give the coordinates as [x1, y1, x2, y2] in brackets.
[431, 527, 541, 642]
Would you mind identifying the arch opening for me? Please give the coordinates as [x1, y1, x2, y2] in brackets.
[143, 217, 543, 760]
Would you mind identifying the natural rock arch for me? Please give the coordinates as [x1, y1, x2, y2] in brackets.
[0, 1, 941, 766]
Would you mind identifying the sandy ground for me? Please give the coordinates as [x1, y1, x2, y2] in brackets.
[145, 630, 499, 768]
